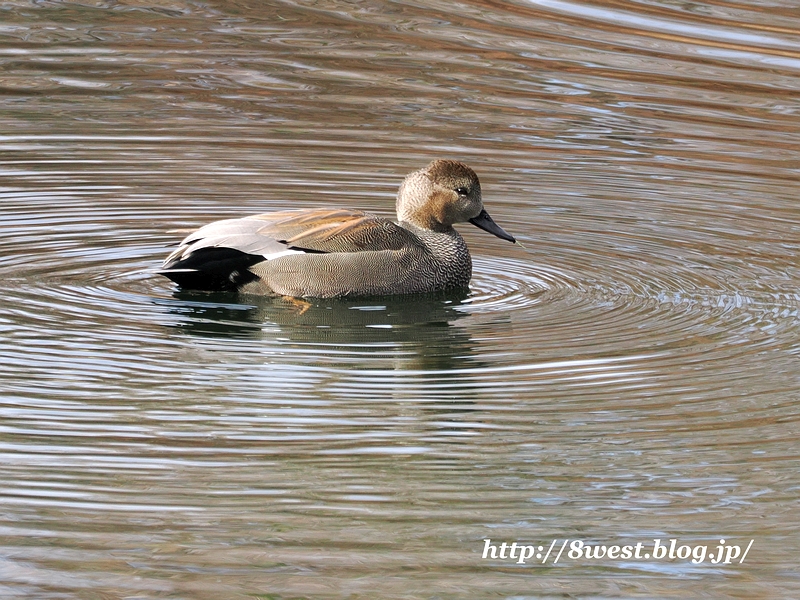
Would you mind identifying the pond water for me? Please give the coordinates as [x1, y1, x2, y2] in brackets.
[1, 0, 799, 598]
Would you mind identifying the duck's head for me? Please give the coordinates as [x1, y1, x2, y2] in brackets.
[396, 159, 516, 243]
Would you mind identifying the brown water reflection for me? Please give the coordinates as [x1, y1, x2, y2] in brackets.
[1, 0, 799, 598]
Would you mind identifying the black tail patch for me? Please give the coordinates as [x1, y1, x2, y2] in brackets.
[160, 247, 263, 292]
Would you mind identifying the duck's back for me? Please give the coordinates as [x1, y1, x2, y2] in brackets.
[160, 208, 472, 298]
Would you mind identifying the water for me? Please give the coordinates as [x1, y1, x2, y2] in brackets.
[1, 1, 799, 598]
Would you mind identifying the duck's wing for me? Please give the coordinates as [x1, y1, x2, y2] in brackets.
[165, 209, 419, 263]
[255, 209, 420, 254]
[159, 209, 421, 291]
[162, 215, 291, 267]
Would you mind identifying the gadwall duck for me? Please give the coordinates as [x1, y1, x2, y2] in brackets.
[159, 159, 516, 298]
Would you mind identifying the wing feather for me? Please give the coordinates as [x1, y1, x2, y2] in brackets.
[162, 208, 422, 270]
[162, 217, 290, 267]
[257, 210, 420, 253]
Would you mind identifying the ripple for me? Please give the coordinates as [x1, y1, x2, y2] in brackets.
[467, 256, 564, 311]
[1, 1, 799, 597]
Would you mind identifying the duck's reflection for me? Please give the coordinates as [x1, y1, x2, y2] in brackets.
[161, 289, 484, 373]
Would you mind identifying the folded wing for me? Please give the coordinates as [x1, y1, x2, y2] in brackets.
[159, 209, 421, 291]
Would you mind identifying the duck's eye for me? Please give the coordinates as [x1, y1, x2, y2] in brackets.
[455, 187, 469, 196]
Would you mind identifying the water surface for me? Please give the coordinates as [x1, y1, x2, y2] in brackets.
[1, 0, 799, 598]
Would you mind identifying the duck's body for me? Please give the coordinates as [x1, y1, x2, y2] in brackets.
[160, 160, 515, 298]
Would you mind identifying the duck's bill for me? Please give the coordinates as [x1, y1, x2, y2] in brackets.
[469, 209, 516, 243]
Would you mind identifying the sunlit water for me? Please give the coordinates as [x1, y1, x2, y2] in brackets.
[1, 1, 799, 598]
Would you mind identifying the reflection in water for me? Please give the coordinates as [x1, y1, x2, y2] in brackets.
[1, 0, 799, 598]
[162, 288, 497, 376]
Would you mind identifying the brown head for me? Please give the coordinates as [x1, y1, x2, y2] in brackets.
[396, 159, 516, 242]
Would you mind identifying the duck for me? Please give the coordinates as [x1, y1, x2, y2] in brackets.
[159, 159, 516, 298]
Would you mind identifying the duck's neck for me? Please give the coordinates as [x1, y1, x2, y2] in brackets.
[399, 213, 452, 233]
[399, 221, 472, 286]
[399, 220, 463, 245]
